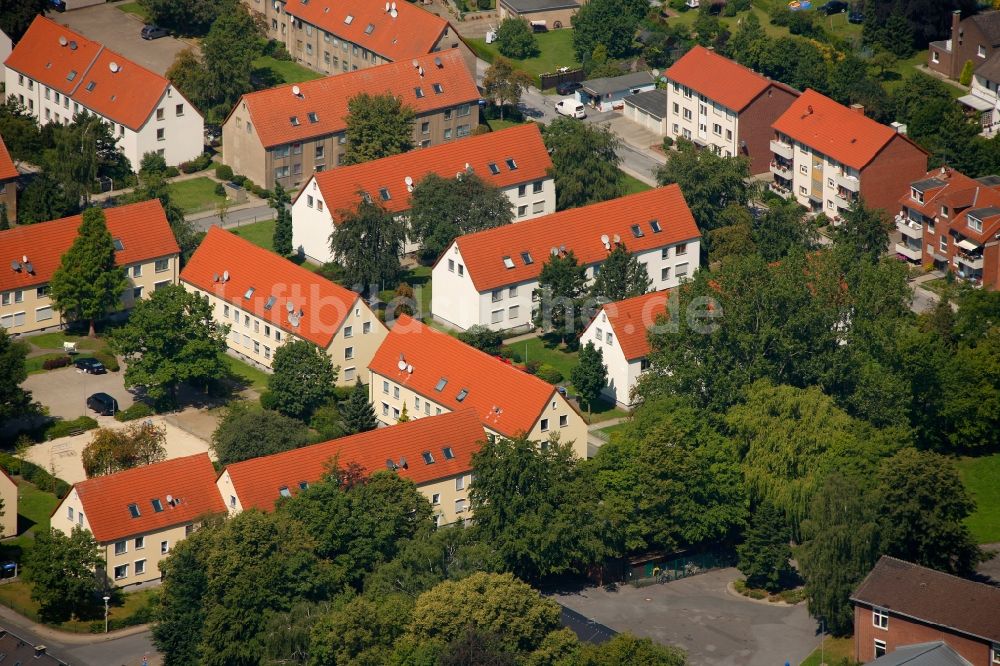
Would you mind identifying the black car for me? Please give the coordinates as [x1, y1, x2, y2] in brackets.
[141, 24, 169, 40]
[87, 393, 119, 416]
[848, 10, 864, 24]
[820, 1, 849, 14]
[75, 357, 106, 375]
[50, 0, 65, 12]
[556, 81, 582, 96]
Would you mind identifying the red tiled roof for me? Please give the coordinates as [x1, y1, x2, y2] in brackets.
[179, 226, 362, 348]
[300, 124, 550, 216]
[369, 315, 557, 438]
[71, 454, 226, 543]
[0, 135, 17, 181]
[235, 50, 478, 149]
[901, 167, 1000, 243]
[772, 89, 926, 170]
[4, 16, 171, 130]
[450, 185, 699, 293]
[223, 409, 485, 512]
[0, 200, 179, 292]
[283, 0, 454, 63]
[665, 45, 795, 112]
[597, 290, 671, 361]
[851, 556, 1000, 643]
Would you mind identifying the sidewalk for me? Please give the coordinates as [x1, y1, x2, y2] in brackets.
[0, 602, 150, 646]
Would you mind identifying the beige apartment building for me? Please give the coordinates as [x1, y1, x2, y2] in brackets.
[244, 0, 474, 77]
[369, 316, 590, 459]
[179, 226, 386, 386]
[218, 409, 486, 526]
[222, 50, 480, 191]
[51, 454, 225, 587]
[0, 470, 16, 538]
[0, 200, 179, 336]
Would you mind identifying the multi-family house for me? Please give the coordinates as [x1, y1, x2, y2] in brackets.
[244, 0, 473, 77]
[0, 469, 17, 538]
[369, 315, 590, 459]
[222, 50, 480, 191]
[217, 409, 485, 526]
[956, 52, 1000, 136]
[290, 124, 555, 262]
[770, 89, 928, 216]
[431, 186, 699, 332]
[179, 226, 386, 384]
[0, 134, 16, 222]
[580, 290, 670, 408]
[928, 10, 1000, 82]
[895, 166, 1000, 287]
[50, 453, 226, 588]
[664, 46, 800, 174]
[851, 556, 1000, 666]
[0, 200, 180, 336]
[4, 17, 204, 170]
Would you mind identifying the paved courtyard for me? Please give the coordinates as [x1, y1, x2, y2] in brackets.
[554, 568, 819, 666]
[23, 364, 134, 422]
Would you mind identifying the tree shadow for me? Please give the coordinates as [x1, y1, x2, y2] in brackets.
[879, 71, 902, 82]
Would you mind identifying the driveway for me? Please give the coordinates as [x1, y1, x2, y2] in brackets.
[51, 1, 196, 76]
[23, 365, 134, 422]
[554, 568, 819, 666]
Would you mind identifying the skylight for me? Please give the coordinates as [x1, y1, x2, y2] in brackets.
[279, 486, 291, 498]
[244, 287, 255, 299]
[414, 87, 424, 98]
[503, 256, 514, 269]
[488, 163, 499, 175]
[442, 447, 455, 460]
[67, 70, 77, 81]
[456, 388, 469, 402]
[290, 116, 300, 126]
[422, 451, 435, 464]
[435, 377, 448, 392]
[344, 14, 354, 24]
[365, 23, 375, 34]
[506, 158, 517, 170]
[151, 498, 164, 513]
[113, 238, 124, 251]
[630, 224, 644, 238]
[298, 481, 308, 490]
[432, 83, 443, 94]
[128, 503, 140, 518]
[521, 251, 533, 265]
[379, 187, 391, 201]
[264, 295, 277, 310]
[85, 81, 96, 92]
[308, 112, 318, 123]
[650, 219, 661, 233]
[361, 191, 373, 204]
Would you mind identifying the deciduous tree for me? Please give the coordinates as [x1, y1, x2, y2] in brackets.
[49, 207, 129, 337]
[138, 0, 230, 36]
[25, 527, 103, 624]
[575, 633, 686, 666]
[482, 57, 534, 121]
[0, 328, 32, 421]
[18, 172, 75, 224]
[309, 594, 415, 666]
[211, 404, 311, 466]
[264, 339, 338, 422]
[544, 118, 624, 210]
[457, 325, 504, 356]
[82, 421, 168, 478]
[533, 250, 588, 342]
[344, 93, 416, 165]
[330, 198, 405, 291]
[589, 242, 651, 302]
[496, 18, 538, 59]
[571, 0, 647, 60]
[571, 341, 607, 417]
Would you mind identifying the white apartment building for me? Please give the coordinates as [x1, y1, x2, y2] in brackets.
[179, 226, 387, 386]
[431, 186, 700, 332]
[4, 16, 204, 170]
[291, 123, 555, 263]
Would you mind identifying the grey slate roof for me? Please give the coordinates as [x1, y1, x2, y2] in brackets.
[967, 205, 1000, 219]
[912, 177, 946, 192]
[975, 51, 1000, 83]
[969, 11, 1000, 46]
[976, 174, 1000, 186]
[624, 89, 667, 118]
[581, 71, 655, 97]
[499, 0, 579, 13]
[867, 642, 970, 666]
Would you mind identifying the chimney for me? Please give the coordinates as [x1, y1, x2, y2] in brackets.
[34, 645, 47, 657]
[850, 103, 865, 115]
[951, 10, 962, 79]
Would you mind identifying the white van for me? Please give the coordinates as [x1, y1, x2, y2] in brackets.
[555, 99, 586, 119]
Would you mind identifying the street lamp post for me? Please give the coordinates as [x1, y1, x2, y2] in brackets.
[103, 595, 110, 633]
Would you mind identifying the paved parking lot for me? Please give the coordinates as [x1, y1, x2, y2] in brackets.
[52, 1, 196, 76]
[23, 364, 134, 421]
[555, 568, 819, 666]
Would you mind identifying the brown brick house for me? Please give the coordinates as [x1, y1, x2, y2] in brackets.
[928, 10, 1000, 81]
[0, 133, 16, 223]
[851, 557, 1000, 666]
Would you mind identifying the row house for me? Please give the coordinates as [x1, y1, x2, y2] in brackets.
[0, 134, 16, 222]
[580, 290, 669, 409]
[4, 16, 204, 170]
[179, 226, 387, 385]
[895, 166, 1000, 287]
[291, 124, 555, 263]
[222, 50, 480, 191]
[958, 52, 1000, 137]
[430, 186, 700, 333]
[244, 0, 474, 78]
[770, 89, 928, 217]
[51, 454, 226, 587]
[368, 315, 590, 459]
[664, 45, 800, 174]
[0, 200, 180, 336]
[928, 10, 1000, 82]
[217, 409, 486, 527]
[851, 556, 1000, 666]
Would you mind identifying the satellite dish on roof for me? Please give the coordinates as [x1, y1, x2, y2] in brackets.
[286, 301, 295, 313]
[166, 494, 173, 504]
[397, 359, 407, 371]
[391, 1, 397, 9]
[213, 273, 219, 282]
[289, 314, 300, 327]
[412, 59, 419, 68]
[21, 256, 27, 264]
[404, 175, 413, 186]
[59, 36, 67, 46]
[386, 458, 396, 470]
[10, 260, 20, 272]
[398, 456, 407, 468]
[222, 270, 229, 282]
[291, 85, 301, 96]
[68, 40, 77, 50]
[613, 234, 621, 244]
[385, 1, 390, 9]
[456, 171, 463, 180]
[390, 8, 397, 17]
[109, 62, 120, 73]
[406, 364, 413, 373]
[550, 246, 559, 256]
[600, 234, 609, 245]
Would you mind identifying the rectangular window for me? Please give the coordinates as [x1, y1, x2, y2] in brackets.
[393, 386, 400, 399]
[156, 108, 164, 121]
[517, 205, 527, 218]
[979, 45, 987, 58]
[676, 243, 687, 256]
[135, 559, 146, 575]
[161, 541, 169, 555]
[872, 607, 888, 629]
[874, 640, 886, 659]
[491, 309, 503, 324]
[382, 402, 389, 416]
[155, 258, 169, 273]
[67, 507, 74, 520]
[456, 124, 471, 138]
[421, 121, 430, 134]
[448, 259, 455, 272]
[253, 340, 260, 354]
[114, 564, 129, 580]
[176, 104, 184, 116]
[559, 414, 568, 427]
[458, 265, 464, 277]
[661, 267, 671, 281]
[444, 128, 452, 140]
[35, 306, 53, 322]
[456, 476, 465, 491]
[676, 263, 689, 277]
[344, 367, 355, 382]
[492, 289, 503, 303]
[157, 128, 165, 141]
[345, 346, 354, 360]
[134, 536, 144, 550]
[115, 540, 128, 555]
[540, 418, 549, 432]
[455, 498, 466, 513]
[383, 380, 389, 394]
[264, 346, 271, 359]
[508, 305, 519, 319]
[344, 325, 353, 338]
[363, 321, 371, 334]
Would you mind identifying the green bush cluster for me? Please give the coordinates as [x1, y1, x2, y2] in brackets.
[0, 452, 72, 498]
[41, 356, 72, 370]
[114, 402, 155, 422]
[534, 363, 564, 384]
[164, 166, 181, 177]
[178, 152, 214, 174]
[43, 416, 99, 443]
[88, 600, 156, 633]
[215, 164, 234, 181]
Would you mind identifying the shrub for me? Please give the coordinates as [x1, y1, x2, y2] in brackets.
[534, 363, 564, 384]
[92, 351, 120, 372]
[42, 356, 72, 371]
[44, 416, 99, 442]
[316, 262, 346, 283]
[231, 174, 247, 186]
[523, 359, 541, 374]
[215, 164, 234, 181]
[662, 136, 674, 149]
[114, 402, 155, 422]
[213, 182, 226, 197]
[165, 166, 180, 177]
[4, 451, 72, 498]
[960, 60, 974, 86]
[178, 161, 197, 174]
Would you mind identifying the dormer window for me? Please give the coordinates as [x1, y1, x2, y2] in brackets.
[361, 191, 372, 204]
[970, 216, 983, 232]
[379, 187, 391, 201]
[503, 256, 514, 269]
[244, 287, 255, 299]
[344, 14, 354, 24]
[506, 158, 517, 170]
[911, 187, 923, 203]
[435, 377, 447, 391]
[264, 295, 276, 310]
[290, 116, 300, 126]
[85, 81, 96, 92]
[67, 70, 77, 81]
[415, 87, 424, 98]
[365, 23, 375, 34]
[456, 388, 468, 402]
[521, 251, 533, 265]
[941, 206, 948, 217]
[630, 224, 644, 238]
[279, 486, 291, 498]
[113, 238, 124, 251]
[650, 219, 661, 233]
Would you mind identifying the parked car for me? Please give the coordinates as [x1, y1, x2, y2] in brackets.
[820, 1, 849, 14]
[87, 392, 119, 416]
[75, 357, 107, 375]
[848, 10, 864, 23]
[50, 0, 66, 12]
[555, 99, 586, 119]
[555, 81, 582, 96]
[141, 25, 169, 40]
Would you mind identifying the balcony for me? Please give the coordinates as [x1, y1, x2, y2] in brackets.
[955, 252, 984, 270]
[895, 213, 923, 239]
[836, 174, 860, 192]
[770, 139, 793, 160]
[769, 160, 792, 177]
[769, 181, 792, 198]
[894, 242, 922, 261]
[835, 192, 855, 210]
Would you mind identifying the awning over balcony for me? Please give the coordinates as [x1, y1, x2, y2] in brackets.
[956, 238, 980, 251]
[957, 94, 994, 112]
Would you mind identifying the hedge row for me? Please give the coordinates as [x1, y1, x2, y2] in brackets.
[178, 152, 214, 174]
[114, 402, 154, 422]
[44, 416, 99, 442]
[42, 356, 73, 370]
[0, 452, 72, 498]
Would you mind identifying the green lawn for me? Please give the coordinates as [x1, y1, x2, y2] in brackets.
[253, 56, 324, 84]
[487, 118, 526, 132]
[231, 218, 276, 252]
[168, 177, 226, 214]
[468, 30, 580, 80]
[222, 354, 270, 392]
[956, 453, 1000, 544]
[0, 581, 157, 633]
[380, 265, 432, 319]
[507, 335, 579, 380]
[622, 171, 653, 195]
[799, 636, 852, 666]
[117, 1, 150, 21]
[24, 353, 70, 375]
[26, 331, 103, 352]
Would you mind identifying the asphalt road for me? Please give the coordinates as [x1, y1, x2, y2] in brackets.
[189, 205, 277, 232]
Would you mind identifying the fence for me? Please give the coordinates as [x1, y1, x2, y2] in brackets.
[627, 550, 736, 587]
[539, 68, 585, 91]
